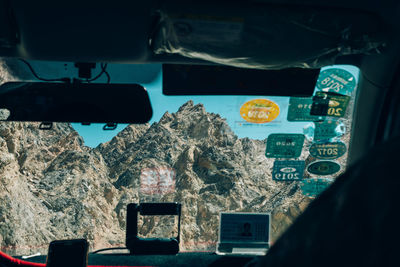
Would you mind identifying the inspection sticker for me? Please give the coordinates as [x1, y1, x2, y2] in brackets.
[307, 161, 340, 176]
[287, 97, 324, 121]
[314, 120, 344, 141]
[272, 160, 305, 181]
[265, 134, 305, 158]
[309, 142, 347, 159]
[240, 99, 280, 123]
[310, 91, 350, 118]
[301, 178, 333, 197]
[317, 68, 356, 96]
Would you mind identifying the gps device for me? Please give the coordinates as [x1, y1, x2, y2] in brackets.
[217, 212, 270, 255]
[46, 239, 89, 267]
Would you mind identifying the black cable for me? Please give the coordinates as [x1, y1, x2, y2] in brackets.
[86, 63, 107, 82]
[102, 63, 111, 83]
[18, 58, 70, 83]
[91, 247, 128, 254]
[104, 69, 111, 83]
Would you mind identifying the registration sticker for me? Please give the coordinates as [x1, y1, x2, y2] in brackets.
[301, 178, 333, 197]
[307, 161, 340, 176]
[287, 97, 324, 121]
[309, 142, 347, 159]
[314, 120, 345, 141]
[310, 92, 350, 118]
[317, 68, 356, 96]
[272, 160, 305, 181]
[240, 99, 280, 123]
[265, 134, 305, 158]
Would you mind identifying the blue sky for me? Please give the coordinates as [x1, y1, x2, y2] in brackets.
[71, 65, 360, 148]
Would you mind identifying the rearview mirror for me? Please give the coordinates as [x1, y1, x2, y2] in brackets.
[0, 82, 152, 123]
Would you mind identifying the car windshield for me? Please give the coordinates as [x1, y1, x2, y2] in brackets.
[0, 61, 359, 255]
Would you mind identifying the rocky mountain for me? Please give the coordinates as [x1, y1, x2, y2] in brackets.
[0, 100, 312, 255]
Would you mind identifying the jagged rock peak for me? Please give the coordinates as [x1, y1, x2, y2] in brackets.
[177, 100, 206, 114]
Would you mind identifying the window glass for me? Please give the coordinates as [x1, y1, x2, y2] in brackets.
[0, 62, 359, 254]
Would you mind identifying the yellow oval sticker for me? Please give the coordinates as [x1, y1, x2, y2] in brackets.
[240, 99, 280, 123]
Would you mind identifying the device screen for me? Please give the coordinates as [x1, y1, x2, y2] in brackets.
[46, 239, 88, 267]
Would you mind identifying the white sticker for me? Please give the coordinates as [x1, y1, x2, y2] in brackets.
[140, 167, 176, 195]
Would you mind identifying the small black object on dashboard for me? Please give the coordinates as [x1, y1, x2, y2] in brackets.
[126, 202, 181, 255]
[46, 239, 89, 267]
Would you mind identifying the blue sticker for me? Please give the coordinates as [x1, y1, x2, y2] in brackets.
[307, 161, 341, 176]
[301, 177, 333, 197]
[317, 68, 356, 96]
[314, 120, 345, 142]
[272, 160, 305, 181]
[311, 92, 350, 118]
[287, 97, 324, 122]
[265, 134, 305, 158]
[309, 142, 347, 159]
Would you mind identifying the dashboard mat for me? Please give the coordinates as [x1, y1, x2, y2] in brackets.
[15, 252, 256, 267]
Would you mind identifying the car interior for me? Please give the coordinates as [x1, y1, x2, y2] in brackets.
[0, 0, 400, 266]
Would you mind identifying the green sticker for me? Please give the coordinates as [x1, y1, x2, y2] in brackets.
[307, 161, 341, 176]
[301, 178, 333, 197]
[287, 97, 324, 122]
[309, 142, 347, 159]
[317, 68, 356, 96]
[314, 120, 344, 141]
[266, 134, 305, 158]
[311, 92, 350, 118]
[272, 160, 305, 181]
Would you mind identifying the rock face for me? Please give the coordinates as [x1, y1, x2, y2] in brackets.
[0, 101, 311, 255]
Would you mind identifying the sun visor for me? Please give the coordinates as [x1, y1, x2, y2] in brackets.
[162, 64, 320, 96]
[0, 0, 18, 49]
[151, 7, 385, 69]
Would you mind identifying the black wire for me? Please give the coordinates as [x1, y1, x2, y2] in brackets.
[101, 63, 111, 83]
[91, 247, 128, 254]
[87, 63, 107, 82]
[18, 58, 70, 82]
[86, 63, 110, 83]
[104, 69, 111, 83]
[19, 59, 111, 84]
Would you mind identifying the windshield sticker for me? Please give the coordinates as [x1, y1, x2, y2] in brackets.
[272, 160, 305, 181]
[309, 142, 347, 159]
[307, 161, 340, 176]
[240, 99, 280, 123]
[301, 178, 333, 198]
[265, 134, 305, 158]
[317, 68, 356, 96]
[287, 97, 324, 121]
[310, 92, 350, 118]
[140, 167, 176, 195]
[313, 120, 345, 142]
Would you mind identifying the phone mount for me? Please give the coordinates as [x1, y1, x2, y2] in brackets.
[125, 202, 181, 255]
